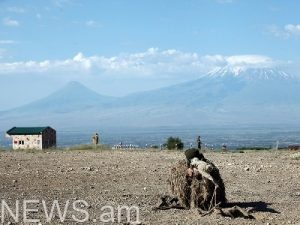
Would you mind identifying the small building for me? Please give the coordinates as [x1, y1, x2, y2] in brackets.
[6, 126, 56, 150]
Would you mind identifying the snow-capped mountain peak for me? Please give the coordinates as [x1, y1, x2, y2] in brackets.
[207, 66, 293, 80]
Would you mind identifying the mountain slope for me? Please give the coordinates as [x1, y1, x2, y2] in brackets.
[2, 81, 117, 114]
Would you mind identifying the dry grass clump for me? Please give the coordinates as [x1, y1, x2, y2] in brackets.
[168, 157, 226, 211]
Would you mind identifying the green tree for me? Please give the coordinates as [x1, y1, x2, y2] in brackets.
[165, 136, 184, 150]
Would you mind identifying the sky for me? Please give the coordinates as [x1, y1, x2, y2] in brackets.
[0, 0, 300, 110]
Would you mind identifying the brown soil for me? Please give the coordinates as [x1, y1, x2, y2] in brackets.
[0, 150, 299, 224]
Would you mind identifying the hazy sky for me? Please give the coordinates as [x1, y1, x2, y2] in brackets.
[0, 0, 300, 110]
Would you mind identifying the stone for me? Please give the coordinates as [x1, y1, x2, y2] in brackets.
[244, 166, 250, 171]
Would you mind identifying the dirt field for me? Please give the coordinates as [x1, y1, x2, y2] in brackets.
[0, 149, 299, 224]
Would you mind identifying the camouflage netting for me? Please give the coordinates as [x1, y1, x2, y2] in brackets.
[168, 154, 226, 211]
[154, 150, 254, 219]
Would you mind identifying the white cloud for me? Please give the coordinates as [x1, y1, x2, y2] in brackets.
[0, 49, 278, 79]
[73, 52, 92, 69]
[85, 20, 101, 28]
[284, 24, 300, 36]
[268, 24, 300, 38]
[2, 17, 20, 27]
[225, 55, 274, 67]
[0, 40, 16, 44]
[6, 7, 26, 13]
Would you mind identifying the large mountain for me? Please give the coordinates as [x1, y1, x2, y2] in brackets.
[109, 67, 300, 126]
[1, 67, 300, 128]
[117, 67, 297, 106]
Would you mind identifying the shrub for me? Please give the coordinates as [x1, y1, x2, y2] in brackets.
[150, 145, 159, 149]
[165, 137, 184, 150]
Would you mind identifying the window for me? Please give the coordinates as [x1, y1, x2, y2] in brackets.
[18, 140, 24, 145]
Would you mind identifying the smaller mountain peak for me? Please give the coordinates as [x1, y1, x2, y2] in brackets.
[61, 81, 95, 93]
[64, 80, 85, 87]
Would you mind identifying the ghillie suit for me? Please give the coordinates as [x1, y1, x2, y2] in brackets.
[168, 149, 226, 211]
[154, 149, 254, 219]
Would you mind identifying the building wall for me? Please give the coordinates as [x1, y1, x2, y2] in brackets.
[42, 128, 56, 149]
[12, 134, 42, 150]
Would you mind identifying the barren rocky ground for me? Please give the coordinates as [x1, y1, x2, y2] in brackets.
[0, 149, 299, 224]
